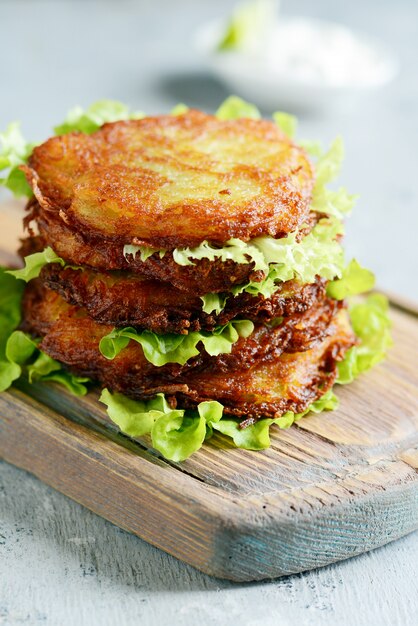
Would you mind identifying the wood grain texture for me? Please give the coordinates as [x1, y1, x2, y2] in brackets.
[0, 200, 417, 581]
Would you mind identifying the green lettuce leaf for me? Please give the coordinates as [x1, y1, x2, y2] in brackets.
[0, 266, 89, 395]
[200, 293, 228, 315]
[99, 389, 174, 437]
[127, 217, 344, 299]
[299, 139, 323, 157]
[33, 368, 89, 395]
[53, 99, 145, 135]
[309, 136, 358, 219]
[99, 319, 254, 366]
[215, 96, 261, 120]
[24, 349, 89, 394]
[0, 360, 21, 393]
[7, 247, 65, 282]
[125, 218, 347, 303]
[231, 218, 345, 298]
[273, 111, 297, 138]
[337, 294, 392, 384]
[212, 412, 294, 450]
[123, 243, 166, 262]
[212, 388, 338, 450]
[327, 259, 375, 300]
[126, 218, 346, 302]
[99, 389, 223, 462]
[217, 0, 275, 52]
[0, 268, 26, 391]
[172, 236, 267, 271]
[0, 122, 34, 197]
[252, 218, 344, 280]
[151, 412, 208, 462]
[170, 103, 189, 116]
[311, 186, 358, 220]
[0, 267, 25, 352]
[101, 385, 339, 460]
[315, 136, 344, 187]
[5, 330, 37, 364]
[152, 399, 223, 462]
[2, 330, 89, 396]
[305, 388, 340, 413]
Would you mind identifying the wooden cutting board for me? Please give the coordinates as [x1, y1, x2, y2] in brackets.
[0, 201, 417, 582]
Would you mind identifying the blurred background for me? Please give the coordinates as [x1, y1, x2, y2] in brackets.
[1, 0, 417, 298]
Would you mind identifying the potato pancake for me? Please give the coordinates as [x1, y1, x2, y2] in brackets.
[23, 110, 314, 250]
[26, 201, 319, 295]
[39, 260, 328, 334]
[21, 282, 354, 422]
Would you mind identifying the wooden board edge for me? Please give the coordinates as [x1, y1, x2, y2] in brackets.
[0, 388, 226, 577]
[210, 483, 418, 581]
[380, 289, 418, 318]
[1, 385, 417, 581]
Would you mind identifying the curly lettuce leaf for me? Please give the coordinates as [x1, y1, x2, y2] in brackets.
[231, 218, 345, 298]
[11, 246, 237, 319]
[151, 399, 223, 462]
[101, 386, 338, 460]
[212, 389, 338, 450]
[2, 330, 89, 396]
[99, 389, 173, 437]
[0, 266, 89, 394]
[311, 186, 358, 220]
[337, 294, 392, 384]
[212, 412, 294, 450]
[53, 99, 145, 135]
[327, 259, 375, 300]
[253, 218, 344, 280]
[0, 268, 25, 350]
[200, 293, 228, 315]
[215, 96, 261, 120]
[309, 137, 358, 219]
[315, 136, 344, 186]
[127, 218, 346, 302]
[7, 247, 65, 282]
[0, 268, 26, 391]
[0, 122, 34, 197]
[170, 103, 189, 116]
[100, 389, 223, 462]
[123, 243, 166, 262]
[173, 236, 267, 271]
[273, 111, 297, 139]
[99, 319, 254, 366]
[299, 139, 323, 158]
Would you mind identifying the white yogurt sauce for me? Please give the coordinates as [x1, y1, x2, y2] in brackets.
[259, 18, 396, 88]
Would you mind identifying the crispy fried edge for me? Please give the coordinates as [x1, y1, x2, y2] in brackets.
[24, 111, 314, 248]
[25, 201, 319, 295]
[39, 260, 328, 334]
[21, 282, 355, 422]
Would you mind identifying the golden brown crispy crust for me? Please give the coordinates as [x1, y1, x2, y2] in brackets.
[39, 259, 329, 334]
[27, 208, 262, 294]
[22, 280, 340, 372]
[21, 282, 355, 422]
[24, 201, 319, 295]
[23, 111, 314, 249]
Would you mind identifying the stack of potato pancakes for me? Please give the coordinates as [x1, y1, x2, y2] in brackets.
[19, 108, 355, 428]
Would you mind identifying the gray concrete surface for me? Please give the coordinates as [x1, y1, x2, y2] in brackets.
[0, 1, 417, 624]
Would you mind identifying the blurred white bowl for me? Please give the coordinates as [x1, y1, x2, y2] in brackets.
[195, 17, 399, 112]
